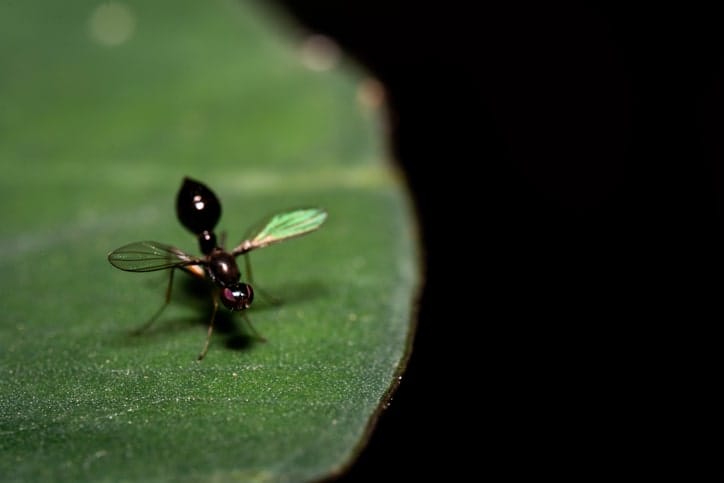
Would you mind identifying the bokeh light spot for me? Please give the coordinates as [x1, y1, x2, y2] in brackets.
[88, 2, 136, 47]
[299, 34, 341, 71]
[357, 77, 386, 111]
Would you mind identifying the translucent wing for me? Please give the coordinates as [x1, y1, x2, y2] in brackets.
[232, 208, 327, 255]
[108, 241, 202, 272]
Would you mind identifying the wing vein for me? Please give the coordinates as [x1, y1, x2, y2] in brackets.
[232, 208, 327, 255]
[108, 241, 202, 272]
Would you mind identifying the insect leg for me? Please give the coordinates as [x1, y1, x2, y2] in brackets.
[131, 268, 175, 335]
[242, 312, 267, 343]
[243, 253, 281, 306]
[197, 291, 219, 360]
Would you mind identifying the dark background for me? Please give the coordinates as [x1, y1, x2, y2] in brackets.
[273, 2, 724, 479]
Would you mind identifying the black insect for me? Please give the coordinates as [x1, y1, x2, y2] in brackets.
[108, 177, 327, 360]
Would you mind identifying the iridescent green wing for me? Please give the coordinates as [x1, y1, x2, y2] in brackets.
[108, 241, 202, 272]
[231, 208, 327, 255]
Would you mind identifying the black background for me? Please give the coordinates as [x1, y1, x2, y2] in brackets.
[272, 2, 724, 479]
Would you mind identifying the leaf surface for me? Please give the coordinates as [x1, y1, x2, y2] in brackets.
[0, 1, 419, 481]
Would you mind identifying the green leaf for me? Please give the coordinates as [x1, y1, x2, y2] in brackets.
[0, 1, 420, 481]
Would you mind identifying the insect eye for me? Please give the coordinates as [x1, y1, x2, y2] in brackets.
[221, 283, 254, 311]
